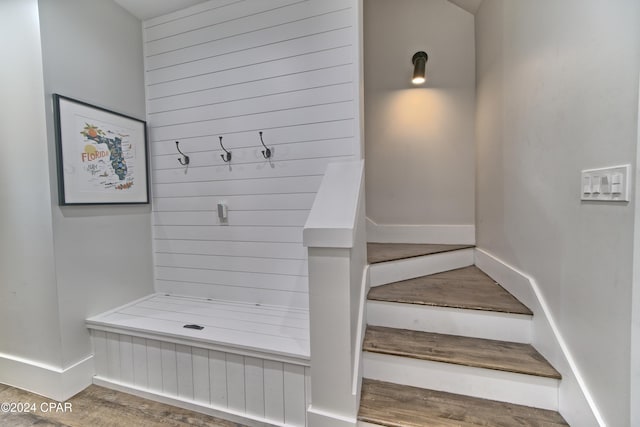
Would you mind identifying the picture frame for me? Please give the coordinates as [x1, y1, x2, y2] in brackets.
[53, 94, 150, 205]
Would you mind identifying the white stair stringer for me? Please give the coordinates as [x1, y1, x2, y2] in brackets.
[369, 248, 474, 287]
[362, 351, 559, 411]
[366, 300, 532, 344]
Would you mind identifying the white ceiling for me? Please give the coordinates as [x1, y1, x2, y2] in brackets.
[447, 0, 483, 15]
[114, 0, 483, 21]
[113, 0, 208, 20]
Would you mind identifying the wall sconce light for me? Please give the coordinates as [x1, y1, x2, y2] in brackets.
[411, 51, 428, 85]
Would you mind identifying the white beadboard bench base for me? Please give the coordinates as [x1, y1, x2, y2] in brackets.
[87, 293, 311, 427]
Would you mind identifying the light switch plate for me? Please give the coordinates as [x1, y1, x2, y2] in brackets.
[581, 164, 631, 202]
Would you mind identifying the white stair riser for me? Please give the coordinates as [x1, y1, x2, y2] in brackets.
[369, 248, 474, 287]
[363, 352, 559, 411]
[367, 301, 533, 344]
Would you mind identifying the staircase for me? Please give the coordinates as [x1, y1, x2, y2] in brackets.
[357, 243, 569, 426]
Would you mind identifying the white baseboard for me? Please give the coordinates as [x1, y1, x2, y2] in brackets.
[366, 218, 475, 244]
[93, 376, 277, 427]
[352, 265, 369, 399]
[0, 352, 93, 401]
[474, 248, 603, 427]
[307, 406, 357, 427]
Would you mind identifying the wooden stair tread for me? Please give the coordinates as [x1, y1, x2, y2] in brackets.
[363, 326, 561, 379]
[367, 243, 474, 264]
[358, 378, 569, 427]
[368, 265, 533, 315]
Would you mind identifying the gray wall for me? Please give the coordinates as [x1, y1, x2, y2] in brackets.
[364, 0, 476, 226]
[475, 1, 640, 425]
[0, 0, 62, 368]
[632, 89, 640, 426]
[38, 0, 154, 368]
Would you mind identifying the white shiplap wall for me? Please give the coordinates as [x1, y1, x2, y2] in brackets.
[144, 0, 360, 308]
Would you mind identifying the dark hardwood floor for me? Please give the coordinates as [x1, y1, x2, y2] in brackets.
[364, 325, 561, 379]
[368, 265, 533, 315]
[0, 384, 248, 427]
[359, 379, 568, 427]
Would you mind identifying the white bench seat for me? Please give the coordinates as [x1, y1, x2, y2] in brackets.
[87, 293, 310, 363]
[86, 293, 311, 426]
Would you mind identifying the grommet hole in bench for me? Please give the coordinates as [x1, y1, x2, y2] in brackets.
[183, 324, 204, 330]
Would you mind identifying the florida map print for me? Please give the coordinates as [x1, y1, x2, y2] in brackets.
[77, 119, 137, 192]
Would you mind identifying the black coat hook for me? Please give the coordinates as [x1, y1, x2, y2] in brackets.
[219, 136, 231, 162]
[259, 131, 272, 159]
[175, 141, 189, 165]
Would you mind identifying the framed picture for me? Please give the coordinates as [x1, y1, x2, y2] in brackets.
[53, 94, 150, 205]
